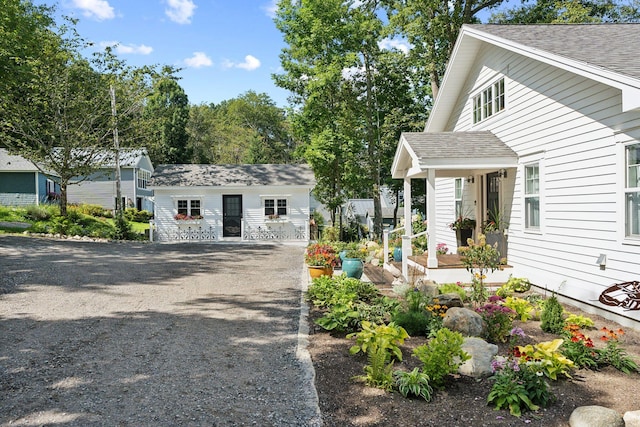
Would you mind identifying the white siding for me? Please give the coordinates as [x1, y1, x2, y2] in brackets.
[440, 46, 640, 325]
[153, 185, 311, 242]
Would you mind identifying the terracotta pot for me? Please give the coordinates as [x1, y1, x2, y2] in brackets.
[308, 265, 334, 279]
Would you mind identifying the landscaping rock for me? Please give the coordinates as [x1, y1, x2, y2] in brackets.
[569, 406, 624, 427]
[416, 279, 438, 297]
[458, 337, 498, 378]
[442, 307, 486, 337]
[624, 410, 640, 427]
[435, 293, 464, 308]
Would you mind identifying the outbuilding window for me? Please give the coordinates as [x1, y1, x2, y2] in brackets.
[265, 198, 287, 216]
[176, 199, 202, 219]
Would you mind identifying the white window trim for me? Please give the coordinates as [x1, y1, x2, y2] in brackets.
[617, 136, 640, 245]
[520, 152, 545, 235]
[263, 197, 289, 217]
[175, 197, 203, 219]
[471, 77, 506, 126]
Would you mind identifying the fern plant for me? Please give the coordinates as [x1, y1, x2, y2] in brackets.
[356, 343, 395, 390]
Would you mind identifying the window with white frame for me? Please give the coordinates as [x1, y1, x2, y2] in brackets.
[454, 178, 463, 218]
[625, 143, 640, 237]
[265, 198, 287, 217]
[524, 164, 540, 229]
[472, 78, 505, 124]
[137, 170, 150, 189]
[176, 199, 202, 219]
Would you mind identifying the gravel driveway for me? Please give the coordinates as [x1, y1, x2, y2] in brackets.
[0, 235, 321, 426]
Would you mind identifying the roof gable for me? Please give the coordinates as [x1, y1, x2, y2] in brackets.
[427, 23, 640, 132]
[149, 163, 316, 188]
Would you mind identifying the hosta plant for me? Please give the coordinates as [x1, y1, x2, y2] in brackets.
[513, 339, 574, 380]
[394, 368, 433, 401]
[348, 321, 409, 361]
[503, 296, 533, 322]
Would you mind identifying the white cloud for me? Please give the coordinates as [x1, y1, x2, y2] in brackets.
[100, 41, 153, 55]
[165, 0, 197, 24]
[379, 38, 411, 54]
[262, 0, 278, 18]
[71, 0, 115, 20]
[185, 52, 213, 68]
[225, 55, 261, 71]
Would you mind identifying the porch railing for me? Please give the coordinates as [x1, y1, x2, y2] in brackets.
[383, 226, 429, 281]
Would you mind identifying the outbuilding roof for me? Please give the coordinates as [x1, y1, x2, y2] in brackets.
[149, 163, 316, 188]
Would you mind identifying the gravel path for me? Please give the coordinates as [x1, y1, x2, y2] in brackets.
[0, 235, 321, 426]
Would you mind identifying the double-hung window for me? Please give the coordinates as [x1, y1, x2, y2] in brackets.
[265, 198, 287, 217]
[472, 78, 505, 124]
[625, 143, 640, 237]
[454, 178, 463, 218]
[137, 170, 150, 189]
[524, 164, 540, 229]
[177, 199, 201, 218]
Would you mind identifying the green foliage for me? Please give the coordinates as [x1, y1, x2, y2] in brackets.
[25, 205, 54, 221]
[124, 207, 153, 223]
[438, 282, 467, 302]
[110, 213, 134, 241]
[321, 226, 340, 242]
[540, 295, 565, 334]
[391, 310, 430, 336]
[357, 343, 395, 391]
[460, 234, 504, 306]
[72, 204, 109, 217]
[348, 321, 409, 361]
[514, 339, 574, 380]
[503, 297, 533, 322]
[598, 327, 640, 374]
[496, 276, 532, 297]
[354, 297, 399, 326]
[476, 301, 515, 344]
[394, 368, 433, 401]
[564, 313, 595, 329]
[488, 357, 553, 417]
[561, 340, 599, 370]
[315, 304, 359, 332]
[412, 328, 470, 388]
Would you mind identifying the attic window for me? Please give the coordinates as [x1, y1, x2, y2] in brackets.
[472, 78, 505, 125]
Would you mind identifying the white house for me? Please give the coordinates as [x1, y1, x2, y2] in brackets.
[149, 163, 316, 242]
[391, 24, 640, 327]
[66, 148, 154, 212]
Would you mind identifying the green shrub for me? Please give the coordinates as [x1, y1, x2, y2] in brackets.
[25, 205, 53, 221]
[315, 304, 359, 332]
[496, 276, 532, 297]
[540, 295, 565, 334]
[348, 321, 408, 361]
[391, 310, 430, 336]
[413, 328, 470, 388]
[72, 204, 107, 217]
[124, 207, 153, 222]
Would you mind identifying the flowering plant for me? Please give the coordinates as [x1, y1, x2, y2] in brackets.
[305, 243, 338, 268]
[449, 215, 476, 230]
[436, 243, 448, 255]
[476, 300, 516, 343]
[174, 213, 203, 220]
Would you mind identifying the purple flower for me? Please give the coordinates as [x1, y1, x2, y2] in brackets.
[510, 327, 526, 338]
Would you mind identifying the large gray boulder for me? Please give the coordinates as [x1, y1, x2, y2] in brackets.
[435, 293, 464, 308]
[442, 307, 486, 337]
[569, 406, 624, 427]
[458, 337, 498, 378]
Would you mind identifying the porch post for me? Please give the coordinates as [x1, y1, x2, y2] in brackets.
[402, 178, 413, 280]
[426, 168, 438, 268]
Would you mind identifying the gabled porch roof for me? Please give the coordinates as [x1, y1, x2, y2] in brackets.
[391, 131, 518, 179]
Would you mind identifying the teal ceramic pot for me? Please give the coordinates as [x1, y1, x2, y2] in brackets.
[392, 247, 402, 262]
[339, 250, 348, 261]
[341, 258, 364, 279]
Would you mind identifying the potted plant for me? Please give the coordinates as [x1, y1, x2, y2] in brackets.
[449, 216, 476, 247]
[341, 245, 367, 279]
[483, 207, 508, 258]
[305, 243, 338, 278]
[390, 235, 403, 262]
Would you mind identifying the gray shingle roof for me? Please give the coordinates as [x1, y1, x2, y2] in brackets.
[0, 149, 39, 171]
[467, 23, 640, 80]
[149, 163, 316, 188]
[401, 131, 518, 160]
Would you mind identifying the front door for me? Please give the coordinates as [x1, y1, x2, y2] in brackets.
[486, 172, 500, 222]
[223, 195, 242, 237]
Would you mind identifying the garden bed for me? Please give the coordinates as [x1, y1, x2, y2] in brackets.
[307, 284, 640, 427]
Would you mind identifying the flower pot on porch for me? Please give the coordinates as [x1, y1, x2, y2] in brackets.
[392, 247, 402, 262]
[456, 228, 473, 247]
[308, 265, 334, 279]
[485, 231, 507, 259]
[341, 258, 364, 279]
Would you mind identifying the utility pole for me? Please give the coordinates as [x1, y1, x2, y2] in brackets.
[110, 85, 123, 218]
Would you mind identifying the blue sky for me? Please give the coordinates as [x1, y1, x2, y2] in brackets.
[39, 0, 292, 107]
